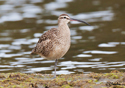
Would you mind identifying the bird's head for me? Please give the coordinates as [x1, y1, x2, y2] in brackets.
[58, 14, 70, 24]
[58, 14, 90, 26]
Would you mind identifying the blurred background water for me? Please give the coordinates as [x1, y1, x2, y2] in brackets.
[0, 0, 125, 74]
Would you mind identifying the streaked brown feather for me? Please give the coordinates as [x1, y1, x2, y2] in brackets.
[31, 28, 59, 56]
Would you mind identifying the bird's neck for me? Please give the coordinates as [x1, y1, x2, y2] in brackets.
[58, 22, 70, 35]
[57, 22, 70, 45]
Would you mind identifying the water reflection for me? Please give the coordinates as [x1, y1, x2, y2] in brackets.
[76, 54, 92, 57]
[83, 50, 117, 54]
[0, 0, 125, 74]
[79, 26, 97, 31]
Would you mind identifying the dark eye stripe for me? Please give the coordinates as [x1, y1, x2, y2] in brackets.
[60, 17, 69, 19]
[60, 17, 64, 19]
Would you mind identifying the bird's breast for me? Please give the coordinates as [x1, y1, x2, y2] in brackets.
[46, 26, 71, 60]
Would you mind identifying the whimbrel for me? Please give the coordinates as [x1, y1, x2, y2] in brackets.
[31, 14, 90, 78]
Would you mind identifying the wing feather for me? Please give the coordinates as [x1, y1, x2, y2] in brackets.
[31, 28, 59, 56]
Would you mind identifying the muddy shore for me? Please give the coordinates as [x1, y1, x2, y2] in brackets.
[0, 70, 125, 88]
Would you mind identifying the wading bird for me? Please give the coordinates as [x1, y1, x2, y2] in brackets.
[31, 14, 90, 78]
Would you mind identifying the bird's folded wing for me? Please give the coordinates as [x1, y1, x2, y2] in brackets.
[31, 28, 58, 55]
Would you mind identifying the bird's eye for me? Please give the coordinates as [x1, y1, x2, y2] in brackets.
[64, 17, 66, 19]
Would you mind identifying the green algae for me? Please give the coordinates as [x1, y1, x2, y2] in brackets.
[0, 70, 125, 88]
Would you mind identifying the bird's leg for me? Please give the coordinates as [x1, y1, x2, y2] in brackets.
[54, 59, 58, 78]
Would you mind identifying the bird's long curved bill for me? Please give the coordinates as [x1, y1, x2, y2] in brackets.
[70, 18, 91, 26]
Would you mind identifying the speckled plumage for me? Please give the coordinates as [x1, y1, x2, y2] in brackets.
[31, 28, 59, 58]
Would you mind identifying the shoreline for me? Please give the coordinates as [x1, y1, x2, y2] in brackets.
[0, 70, 125, 88]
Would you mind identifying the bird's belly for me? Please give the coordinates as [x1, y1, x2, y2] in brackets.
[47, 41, 70, 60]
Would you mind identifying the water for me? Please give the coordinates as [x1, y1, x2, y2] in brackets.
[0, 0, 125, 74]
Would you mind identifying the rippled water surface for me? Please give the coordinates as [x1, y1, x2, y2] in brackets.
[0, 0, 125, 74]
